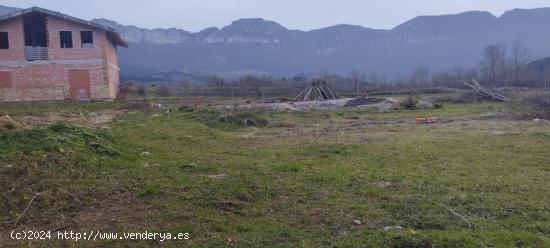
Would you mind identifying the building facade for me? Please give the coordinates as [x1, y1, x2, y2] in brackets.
[0, 7, 127, 102]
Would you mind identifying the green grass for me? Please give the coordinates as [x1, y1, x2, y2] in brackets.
[1, 100, 549, 247]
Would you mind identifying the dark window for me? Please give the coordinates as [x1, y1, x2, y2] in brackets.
[80, 31, 93, 48]
[0, 32, 8, 49]
[60, 31, 73, 48]
[23, 13, 48, 61]
[23, 13, 48, 47]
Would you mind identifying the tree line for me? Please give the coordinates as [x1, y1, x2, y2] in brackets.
[120, 42, 550, 99]
[413, 41, 547, 89]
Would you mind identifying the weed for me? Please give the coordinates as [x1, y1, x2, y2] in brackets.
[48, 122, 71, 132]
[3, 122, 15, 130]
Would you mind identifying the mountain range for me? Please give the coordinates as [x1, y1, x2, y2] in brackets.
[2, 5, 550, 81]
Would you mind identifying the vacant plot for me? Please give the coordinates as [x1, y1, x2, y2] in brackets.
[0, 97, 549, 247]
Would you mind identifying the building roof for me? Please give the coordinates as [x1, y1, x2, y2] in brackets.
[0, 6, 128, 48]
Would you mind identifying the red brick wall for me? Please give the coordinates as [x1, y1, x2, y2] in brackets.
[0, 17, 25, 61]
[0, 71, 13, 88]
[0, 14, 121, 102]
[104, 36, 120, 98]
[47, 16, 106, 61]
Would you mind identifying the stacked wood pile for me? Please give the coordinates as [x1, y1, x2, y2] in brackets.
[295, 80, 340, 101]
[462, 79, 511, 102]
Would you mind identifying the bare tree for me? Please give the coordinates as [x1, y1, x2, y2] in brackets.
[207, 74, 225, 87]
[409, 64, 430, 88]
[158, 84, 171, 97]
[465, 68, 480, 82]
[510, 41, 530, 86]
[480, 44, 506, 87]
[207, 74, 226, 96]
[239, 75, 264, 98]
[351, 70, 364, 95]
[117, 81, 132, 100]
[367, 72, 379, 86]
[452, 64, 465, 81]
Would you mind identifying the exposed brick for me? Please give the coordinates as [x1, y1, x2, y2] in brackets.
[0, 14, 122, 102]
[0, 71, 12, 88]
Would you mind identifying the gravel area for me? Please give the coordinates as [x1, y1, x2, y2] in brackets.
[214, 97, 399, 111]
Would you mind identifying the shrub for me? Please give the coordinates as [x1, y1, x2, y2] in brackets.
[400, 95, 419, 110]
[49, 122, 71, 132]
[136, 85, 148, 97]
[88, 142, 120, 157]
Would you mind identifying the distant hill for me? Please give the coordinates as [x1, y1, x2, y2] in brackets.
[525, 56, 550, 84]
[93, 8, 550, 79]
[527, 56, 550, 71]
[3, 5, 550, 81]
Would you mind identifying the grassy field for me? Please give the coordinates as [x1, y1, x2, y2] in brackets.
[1, 98, 549, 247]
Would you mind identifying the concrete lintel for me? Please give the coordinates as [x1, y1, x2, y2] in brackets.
[0, 59, 103, 67]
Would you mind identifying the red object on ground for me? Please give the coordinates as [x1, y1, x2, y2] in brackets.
[416, 117, 442, 123]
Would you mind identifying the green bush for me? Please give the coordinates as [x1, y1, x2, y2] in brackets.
[48, 122, 71, 132]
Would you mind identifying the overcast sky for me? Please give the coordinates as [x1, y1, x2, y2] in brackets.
[3, 0, 550, 31]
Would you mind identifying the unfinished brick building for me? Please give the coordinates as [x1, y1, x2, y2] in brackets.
[0, 7, 128, 102]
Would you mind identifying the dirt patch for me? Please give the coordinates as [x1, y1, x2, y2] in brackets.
[520, 95, 550, 119]
[73, 192, 156, 229]
[0, 115, 27, 131]
[210, 200, 243, 214]
[8, 192, 167, 232]
[14, 110, 124, 129]
[344, 97, 385, 107]
[475, 111, 534, 121]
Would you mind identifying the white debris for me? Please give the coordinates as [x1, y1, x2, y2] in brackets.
[208, 174, 227, 179]
[143, 162, 160, 168]
[215, 98, 399, 111]
[383, 225, 404, 231]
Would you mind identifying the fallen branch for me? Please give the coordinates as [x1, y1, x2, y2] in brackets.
[461, 79, 511, 102]
[14, 193, 41, 228]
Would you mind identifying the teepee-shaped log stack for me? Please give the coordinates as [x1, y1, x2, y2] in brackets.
[296, 80, 340, 101]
